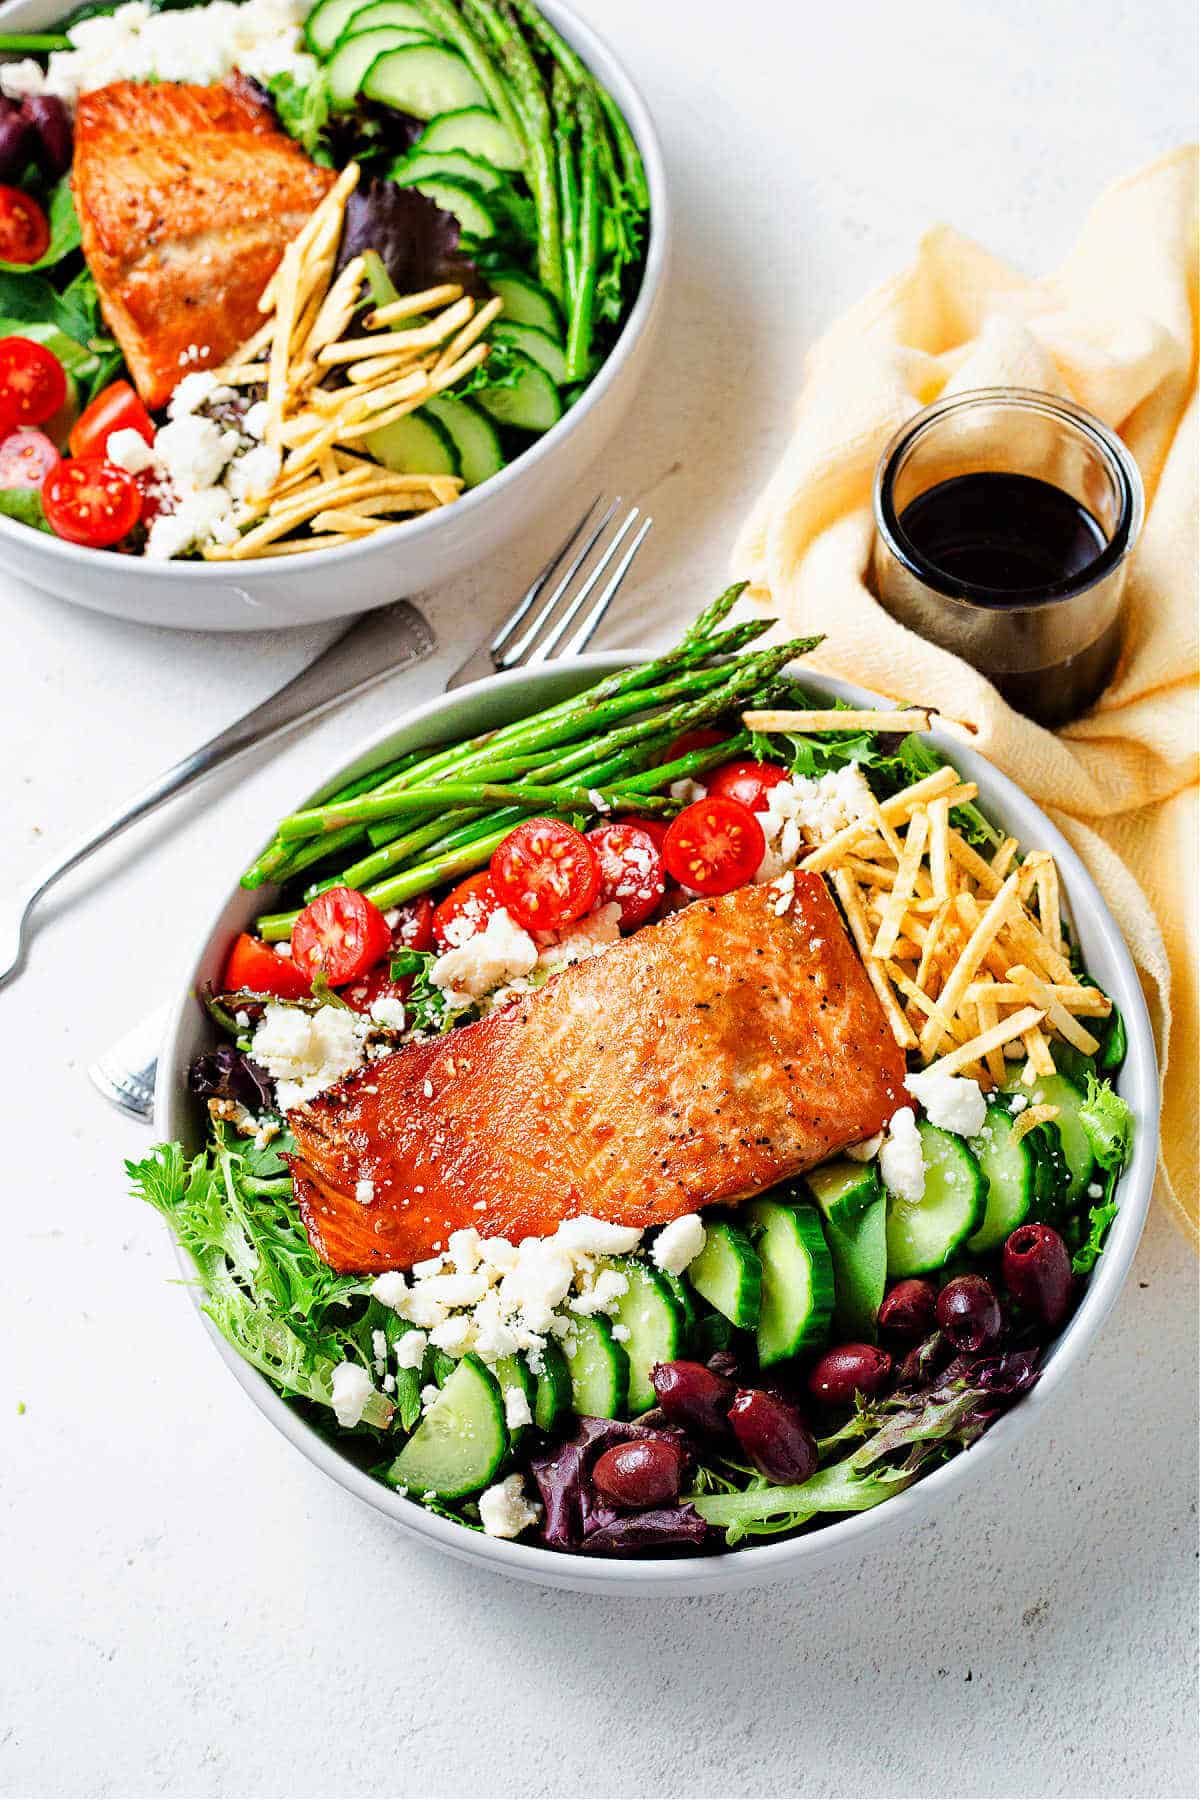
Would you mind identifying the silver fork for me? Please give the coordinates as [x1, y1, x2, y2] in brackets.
[89, 497, 652, 1121]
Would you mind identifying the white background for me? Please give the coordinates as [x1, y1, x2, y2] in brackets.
[1, 2, 1197, 1796]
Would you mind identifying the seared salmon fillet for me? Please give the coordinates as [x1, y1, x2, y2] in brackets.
[287, 873, 907, 1274]
[72, 79, 334, 407]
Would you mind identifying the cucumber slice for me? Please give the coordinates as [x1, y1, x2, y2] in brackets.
[487, 270, 563, 337]
[686, 1220, 762, 1329]
[805, 1157, 881, 1229]
[406, 177, 497, 239]
[363, 43, 487, 119]
[475, 352, 563, 433]
[492, 321, 568, 385]
[306, 0, 367, 54]
[493, 1353, 536, 1446]
[422, 395, 504, 488]
[606, 1259, 684, 1413]
[419, 106, 524, 172]
[885, 1122, 987, 1277]
[823, 1196, 887, 1341]
[533, 1338, 571, 1433]
[387, 1353, 507, 1499]
[328, 26, 433, 108]
[1003, 1072, 1095, 1204]
[338, 0, 437, 38]
[967, 1102, 1035, 1253]
[1027, 1121, 1072, 1218]
[744, 1198, 834, 1368]
[563, 1315, 628, 1419]
[364, 408, 461, 477]
[392, 149, 504, 192]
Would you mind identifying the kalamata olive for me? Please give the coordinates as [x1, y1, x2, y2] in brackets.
[807, 1343, 893, 1406]
[877, 1278, 938, 1344]
[728, 1388, 818, 1483]
[592, 1437, 687, 1509]
[650, 1360, 735, 1436]
[1003, 1223, 1073, 1327]
[936, 1274, 1003, 1352]
[0, 106, 36, 183]
[22, 96, 72, 179]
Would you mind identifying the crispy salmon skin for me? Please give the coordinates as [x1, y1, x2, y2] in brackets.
[72, 79, 333, 407]
[287, 873, 907, 1274]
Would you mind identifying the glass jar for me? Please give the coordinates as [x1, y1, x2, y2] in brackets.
[871, 388, 1144, 727]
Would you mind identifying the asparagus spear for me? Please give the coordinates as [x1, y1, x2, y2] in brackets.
[565, 81, 601, 381]
[552, 65, 581, 300]
[508, 0, 650, 208]
[278, 780, 677, 841]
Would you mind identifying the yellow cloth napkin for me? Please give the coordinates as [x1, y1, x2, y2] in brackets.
[735, 146, 1199, 1244]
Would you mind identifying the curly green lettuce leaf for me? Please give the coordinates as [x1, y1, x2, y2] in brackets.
[0, 488, 51, 531]
[1071, 1193, 1120, 1276]
[1079, 1073, 1134, 1172]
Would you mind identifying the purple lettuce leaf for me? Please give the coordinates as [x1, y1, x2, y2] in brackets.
[333, 179, 482, 298]
[529, 1415, 707, 1556]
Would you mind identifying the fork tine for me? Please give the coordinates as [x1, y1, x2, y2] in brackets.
[497, 496, 620, 668]
[490, 493, 606, 658]
[560, 514, 653, 660]
[525, 506, 642, 666]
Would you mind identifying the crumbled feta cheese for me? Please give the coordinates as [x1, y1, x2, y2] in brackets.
[419, 1383, 441, 1411]
[145, 487, 236, 561]
[369, 994, 407, 1033]
[569, 1268, 629, 1316]
[242, 399, 271, 440]
[553, 1217, 643, 1256]
[431, 906, 537, 1007]
[503, 1385, 532, 1430]
[1087, 1181, 1104, 1199]
[905, 1069, 987, 1138]
[651, 1213, 706, 1276]
[846, 1133, 883, 1163]
[226, 441, 282, 502]
[167, 371, 234, 418]
[0, 60, 47, 99]
[105, 427, 157, 474]
[537, 902, 623, 971]
[1009, 1092, 1030, 1113]
[669, 778, 707, 804]
[394, 1329, 427, 1370]
[371, 1271, 408, 1310]
[755, 767, 874, 879]
[155, 412, 240, 490]
[771, 870, 796, 916]
[880, 1106, 926, 1202]
[250, 1002, 368, 1109]
[478, 1473, 541, 1539]
[329, 1362, 374, 1428]
[611, 1323, 631, 1343]
[446, 1227, 482, 1272]
[33, 0, 316, 109]
[355, 1178, 376, 1205]
[429, 1314, 474, 1356]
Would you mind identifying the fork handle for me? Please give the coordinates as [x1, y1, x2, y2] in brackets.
[21, 600, 437, 916]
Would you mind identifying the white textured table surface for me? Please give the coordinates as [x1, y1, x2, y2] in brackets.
[1, 3, 1196, 1796]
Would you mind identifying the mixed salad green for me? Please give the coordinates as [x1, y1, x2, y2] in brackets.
[130, 591, 1136, 1558]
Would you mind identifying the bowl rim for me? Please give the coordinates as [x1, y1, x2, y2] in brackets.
[0, 0, 668, 580]
[156, 653, 1159, 1593]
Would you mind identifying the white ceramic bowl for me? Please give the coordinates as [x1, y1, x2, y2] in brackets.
[0, 0, 668, 631]
[156, 657, 1159, 1596]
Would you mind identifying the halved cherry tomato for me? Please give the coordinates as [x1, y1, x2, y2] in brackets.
[433, 870, 502, 948]
[0, 426, 58, 489]
[222, 932, 311, 1001]
[662, 795, 766, 896]
[42, 456, 142, 547]
[0, 335, 67, 431]
[291, 885, 392, 986]
[69, 379, 155, 461]
[0, 186, 49, 265]
[341, 897, 436, 1011]
[585, 822, 665, 930]
[661, 726, 726, 765]
[706, 759, 790, 814]
[491, 817, 600, 932]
